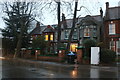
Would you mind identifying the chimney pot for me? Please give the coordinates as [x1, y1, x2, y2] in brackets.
[36, 21, 40, 27]
[106, 2, 109, 9]
[100, 7, 103, 17]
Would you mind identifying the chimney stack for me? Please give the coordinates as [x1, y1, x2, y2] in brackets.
[106, 2, 109, 10]
[62, 13, 67, 29]
[100, 7, 103, 17]
[36, 21, 40, 27]
[62, 13, 65, 21]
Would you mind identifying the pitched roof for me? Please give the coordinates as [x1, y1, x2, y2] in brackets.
[79, 15, 102, 26]
[61, 15, 102, 28]
[92, 15, 102, 22]
[107, 6, 120, 20]
[29, 26, 46, 35]
[43, 25, 55, 33]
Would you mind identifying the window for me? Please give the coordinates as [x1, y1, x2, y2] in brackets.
[70, 43, 78, 52]
[110, 40, 115, 51]
[84, 27, 90, 37]
[93, 29, 97, 37]
[45, 35, 48, 41]
[65, 30, 69, 39]
[50, 34, 53, 41]
[109, 23, 115, 35]
[116, 41, 120, 55]
[73, 29, 77, 39]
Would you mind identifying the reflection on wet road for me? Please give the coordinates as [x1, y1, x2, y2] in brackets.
[1, 59, 120, 78]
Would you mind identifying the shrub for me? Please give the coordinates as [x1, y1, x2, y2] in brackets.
[100, 49, 116, 63]
[97, 42, 106, 49]
[83, 39, 97, 58]
[83, 39, 97, 48]
[32, 35, 48, 54]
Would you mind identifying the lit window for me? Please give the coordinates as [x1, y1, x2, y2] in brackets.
[45, 35, 48, 41]
[84, 27, 90, 37]
[50, 34, 53, 41]
[70, 43, 78, 52]
[109, 23, 115, 35]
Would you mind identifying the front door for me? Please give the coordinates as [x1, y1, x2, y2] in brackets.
[70, 43, 78, 52]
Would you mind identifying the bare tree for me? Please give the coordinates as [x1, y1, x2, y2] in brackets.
[65, 0, 78, 54]
[57, 0, 61, 53]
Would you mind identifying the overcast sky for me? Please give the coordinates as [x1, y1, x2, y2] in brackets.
[0, 0, 120, 29]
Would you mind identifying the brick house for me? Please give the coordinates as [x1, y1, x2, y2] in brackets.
[29, 10, 103, 54]
[104, 2, 120, 55]
[58, 12, 102, 52]
[77, 15, 102, 45]
[29, 21, 57, 54]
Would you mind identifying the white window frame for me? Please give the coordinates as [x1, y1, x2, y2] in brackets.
[84, 27, 90, 37]
[110, 40, 116, 51]
[109, 23, 116, 35]
[65, 30, 69, 39]
[73, 29, 77, 39]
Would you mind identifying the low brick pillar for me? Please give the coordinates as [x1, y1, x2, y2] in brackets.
[27, 50, 31, 58]
[21, 48, 27, 58]
[27, 50, 31, 54]
[76, 46, 83, 64]
[35, 48, 41, 60]
[58, 47, 66, 62]
[58, 50, 65, 58]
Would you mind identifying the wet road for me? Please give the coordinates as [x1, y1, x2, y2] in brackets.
[1, 58, 120, 79]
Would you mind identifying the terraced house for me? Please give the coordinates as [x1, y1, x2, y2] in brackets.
[104, 2, 120, 55]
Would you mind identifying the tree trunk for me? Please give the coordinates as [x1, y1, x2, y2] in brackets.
[65, 0, 78, 54]
[57, 1, 61, 53]
[14, 33, 22, 58]
[14, 20, 24, 58]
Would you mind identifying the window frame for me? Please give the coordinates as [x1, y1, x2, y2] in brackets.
[84, 26, 90, 37]
[64, 30, 69, 39]
[109, 23, 116, 35]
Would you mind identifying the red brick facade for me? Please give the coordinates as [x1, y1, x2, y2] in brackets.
[104, 2, 120, 55]
[104, 20, 120, 54]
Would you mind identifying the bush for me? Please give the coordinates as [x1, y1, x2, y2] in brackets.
[32, 35, 48, 54]
[97, 42, 106, 49]
[83, 39, 97, 48]
[83, 39, 97, 58]
[100, 49, 116, 63]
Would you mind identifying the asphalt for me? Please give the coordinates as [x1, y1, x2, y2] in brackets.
[4, 57, 119, 69]
[1, 57, 120, 78]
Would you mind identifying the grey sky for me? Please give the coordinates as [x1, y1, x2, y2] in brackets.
[0, 0, 119, 29]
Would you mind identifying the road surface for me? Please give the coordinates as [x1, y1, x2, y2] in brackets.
[1, 58, 120, 79]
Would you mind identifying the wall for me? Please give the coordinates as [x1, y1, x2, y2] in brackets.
[104, 20, 120, 49]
